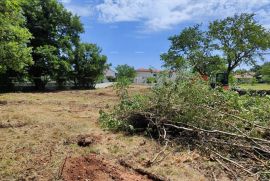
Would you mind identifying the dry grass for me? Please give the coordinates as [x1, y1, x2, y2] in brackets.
[0, 85, 223, 181]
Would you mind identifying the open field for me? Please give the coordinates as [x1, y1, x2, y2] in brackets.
[239, 83, 270, 90]
[0, 86, 230, 181]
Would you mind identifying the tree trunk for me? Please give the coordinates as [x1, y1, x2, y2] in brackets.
[226, 68, 232, 86]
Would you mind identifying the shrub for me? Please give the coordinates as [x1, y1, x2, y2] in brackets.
[146, 77, 157, 84]
[100, 72, 270, 178]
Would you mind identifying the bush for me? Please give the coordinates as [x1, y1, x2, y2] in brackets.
[100, 72, 270, 178]
[115, 64, 136, 82]
[146, 77, 157, 84]
[101, 72, 270, 134]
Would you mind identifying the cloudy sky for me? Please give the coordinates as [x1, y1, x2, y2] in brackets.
[60, 0, 270, 69]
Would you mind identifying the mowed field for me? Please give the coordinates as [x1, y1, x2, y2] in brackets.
[0, 86, 227, 181]
[239, 83, 270, 90]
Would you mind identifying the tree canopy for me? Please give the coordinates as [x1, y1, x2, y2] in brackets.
[162, 14, 270, 83]
[0, 0, 109, 91]
[161, 25, 226, 76]
[0, 0, 33, 74]
[260, 62, 270, 83]
[73, 43, 108, 88]
[115, 64, 136, 82]
[209, 14, 270, 78]
[22, 0, 84, 89]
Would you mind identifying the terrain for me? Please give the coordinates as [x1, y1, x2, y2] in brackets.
[0, 86, 228, 181]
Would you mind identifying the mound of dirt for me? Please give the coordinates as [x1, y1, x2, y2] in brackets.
[77, 134, 99, 147]
[61, 154, 153, 181]
[64, 134, 101, 147]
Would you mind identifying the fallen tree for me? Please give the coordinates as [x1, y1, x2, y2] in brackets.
[100, 73, 270, 180]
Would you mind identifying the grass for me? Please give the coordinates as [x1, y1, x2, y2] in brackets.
[0, 85, 221, 180]
[238, 83, 270, 90]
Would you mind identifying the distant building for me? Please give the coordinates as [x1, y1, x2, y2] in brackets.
[103, 69, 116, 82]
[234, 72, 255, 83]
[134, 68, 161, 84]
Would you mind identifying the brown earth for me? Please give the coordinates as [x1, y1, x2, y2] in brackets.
[0, 85, 229, 181]
[61, 154, 152, 181]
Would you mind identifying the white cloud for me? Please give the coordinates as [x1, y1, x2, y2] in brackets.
[60, 0, 72, 4]
[96, 0, 270, 31]
[135, 51, 145, 54]
[59, 0, 93, 17]
[65, 4, 93, 17]
[110, 51, 119, 54]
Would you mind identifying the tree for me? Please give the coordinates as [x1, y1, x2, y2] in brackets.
[209, 14, 270, 81]
[0, 0, 33, 89]
[162, 14, 270, 85]
[161, 25, 225, 76]
[22, 0, 84, 89]
[260, 62, 270, 83]
[115, 64, 136, 82]
[72, 43, 108, 88]
[250, 65, 263, 82]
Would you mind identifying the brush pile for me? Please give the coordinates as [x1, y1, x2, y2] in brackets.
[100, 73, 270, 180]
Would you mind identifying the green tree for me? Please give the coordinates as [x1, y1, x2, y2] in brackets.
[22, 0, 84, 89]
[161, 25, 225, 76]
[163, 14, 270, 85]
[250, 65, 263, 82]
[260, 62, 270, 83]
[72, 43, 108, 88]
[0, 0, 33, 90]
[209, 14, 270, 82]
[115, 64, 136, 82]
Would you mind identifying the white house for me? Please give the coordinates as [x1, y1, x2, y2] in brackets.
[134, 68, 160, 84]
[103, 69, 116, 83]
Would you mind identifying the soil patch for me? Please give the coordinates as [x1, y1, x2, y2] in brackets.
[62, 154, 153, 181]
[77, 134, 100, 147]
[64, 134, 101, 147]
[0, 100, 8, 105]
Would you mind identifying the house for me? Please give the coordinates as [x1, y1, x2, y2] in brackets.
[234, 72, 255, 83]
[134, 68, 161, 84]
[103, 69, 116, 82]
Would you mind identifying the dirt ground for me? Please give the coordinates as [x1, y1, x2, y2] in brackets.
[0, 85, 229, 181]
[62, 154, 153, 181]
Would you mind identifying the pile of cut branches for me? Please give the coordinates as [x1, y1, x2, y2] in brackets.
[100, 73, 270, 180]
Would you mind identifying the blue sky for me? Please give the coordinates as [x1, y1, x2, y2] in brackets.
[59, 0, 270, 70]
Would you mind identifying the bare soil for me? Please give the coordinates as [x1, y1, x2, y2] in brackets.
[62, 154, 152, 181]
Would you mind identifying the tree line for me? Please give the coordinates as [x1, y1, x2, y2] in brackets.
[0, 0, 108, 91]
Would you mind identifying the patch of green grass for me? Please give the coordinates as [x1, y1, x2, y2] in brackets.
[238, 84, 270, 90]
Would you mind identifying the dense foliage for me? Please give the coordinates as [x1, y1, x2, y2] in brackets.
[101, 73, 270, 134]
[100, 73, 270, 179]
[260, 62, 270, 83]
[0, 0, 33, 74]
[162, 14, 270, 83]
[0, 0, 33, 90]
[22, 0, 84, 89]
[115, 64, 136, 82]
[72, 43, 108, 88]
[161, 25, 226, 76]
[0, 0, 108, 91]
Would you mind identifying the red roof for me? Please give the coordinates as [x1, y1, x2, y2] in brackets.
[136, 68, 160, 73]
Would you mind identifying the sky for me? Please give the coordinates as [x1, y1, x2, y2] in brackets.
[59, 0, 270, 70]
